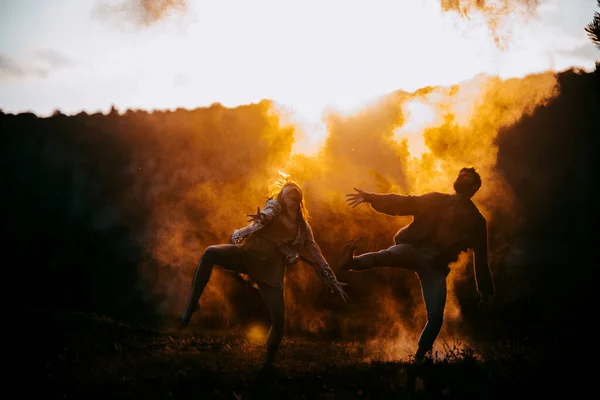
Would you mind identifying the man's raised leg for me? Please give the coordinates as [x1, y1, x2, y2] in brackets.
[338, 242, 421, 272]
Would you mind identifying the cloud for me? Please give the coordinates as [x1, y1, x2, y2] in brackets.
[0, 53, 48, 81]
[34, 49, 74, 69]
[0, 49, 74, 81]
[559, 42, 600, 62]
[0, 54, 25, 78]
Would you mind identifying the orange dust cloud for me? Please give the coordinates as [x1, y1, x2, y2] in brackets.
[133, 70, 559, 358]
[130, 101, 295, 323]
[93, 0, 188, 27]
[262, 70, 558, 357]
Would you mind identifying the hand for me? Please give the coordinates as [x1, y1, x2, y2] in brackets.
[330, 281, 350, 304]
[247, 207, 265, 224]
[478, 294, 494, 314]
[346, 188, 366, 208]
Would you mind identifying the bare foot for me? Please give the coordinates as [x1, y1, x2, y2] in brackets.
[339, 239, 359, 271]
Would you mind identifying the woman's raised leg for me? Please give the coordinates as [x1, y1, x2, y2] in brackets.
[181, 244, 247, 327]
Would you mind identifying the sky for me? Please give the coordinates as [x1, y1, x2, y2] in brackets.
[0, 0, 597, 123]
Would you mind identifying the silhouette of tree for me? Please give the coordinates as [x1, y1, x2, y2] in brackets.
[586, 0, 600, 84]
[586, 0, 600, 48]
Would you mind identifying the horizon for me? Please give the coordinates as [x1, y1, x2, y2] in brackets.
[0, 65, 590, 117]
[1, 1, 597, 120]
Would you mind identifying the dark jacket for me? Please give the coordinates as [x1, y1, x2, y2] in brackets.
[364, 191, 495, 296]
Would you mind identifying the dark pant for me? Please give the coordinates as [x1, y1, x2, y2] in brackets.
[182, 244, 285, 364]
[352, 243, 448, 352]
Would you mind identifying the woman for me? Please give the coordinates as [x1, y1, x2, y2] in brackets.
[180, 175, 349, 369]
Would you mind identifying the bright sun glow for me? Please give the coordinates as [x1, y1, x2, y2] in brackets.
[152, 0, 512, 153]
[394, 100, 439, 158]
[140, 0, 581, 157]
[1, 0, 594, 145]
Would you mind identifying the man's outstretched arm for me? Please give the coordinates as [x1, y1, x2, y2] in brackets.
[346, 187, 425, 216]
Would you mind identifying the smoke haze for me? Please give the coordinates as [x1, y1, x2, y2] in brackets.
[439, 0, 541, 48]
[4, 67, 596, 360]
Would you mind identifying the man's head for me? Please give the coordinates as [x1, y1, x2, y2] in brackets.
[453, 167, 482, 198]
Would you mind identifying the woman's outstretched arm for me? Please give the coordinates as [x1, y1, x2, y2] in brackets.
[302, 222, 349, 303]
[230, 199, 282, 243]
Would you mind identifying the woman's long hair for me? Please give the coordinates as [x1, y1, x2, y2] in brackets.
[268, 171, 309, 223]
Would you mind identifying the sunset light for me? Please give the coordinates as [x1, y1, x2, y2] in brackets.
[1, 0, 594, 129]
[5, 1, 600, 396]
[394, 100, 438, 158]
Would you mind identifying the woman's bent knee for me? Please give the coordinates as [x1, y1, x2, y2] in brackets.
[200, 245, 220, 263]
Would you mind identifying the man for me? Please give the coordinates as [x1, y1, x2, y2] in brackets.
[340, 167, 495, 363]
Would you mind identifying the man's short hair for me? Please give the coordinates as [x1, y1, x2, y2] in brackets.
[460, 167, 482, 190]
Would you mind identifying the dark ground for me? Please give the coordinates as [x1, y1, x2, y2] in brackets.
[28, 307, 587, 400]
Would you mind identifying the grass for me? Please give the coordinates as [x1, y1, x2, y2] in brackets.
[30, 308, 579, 399]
